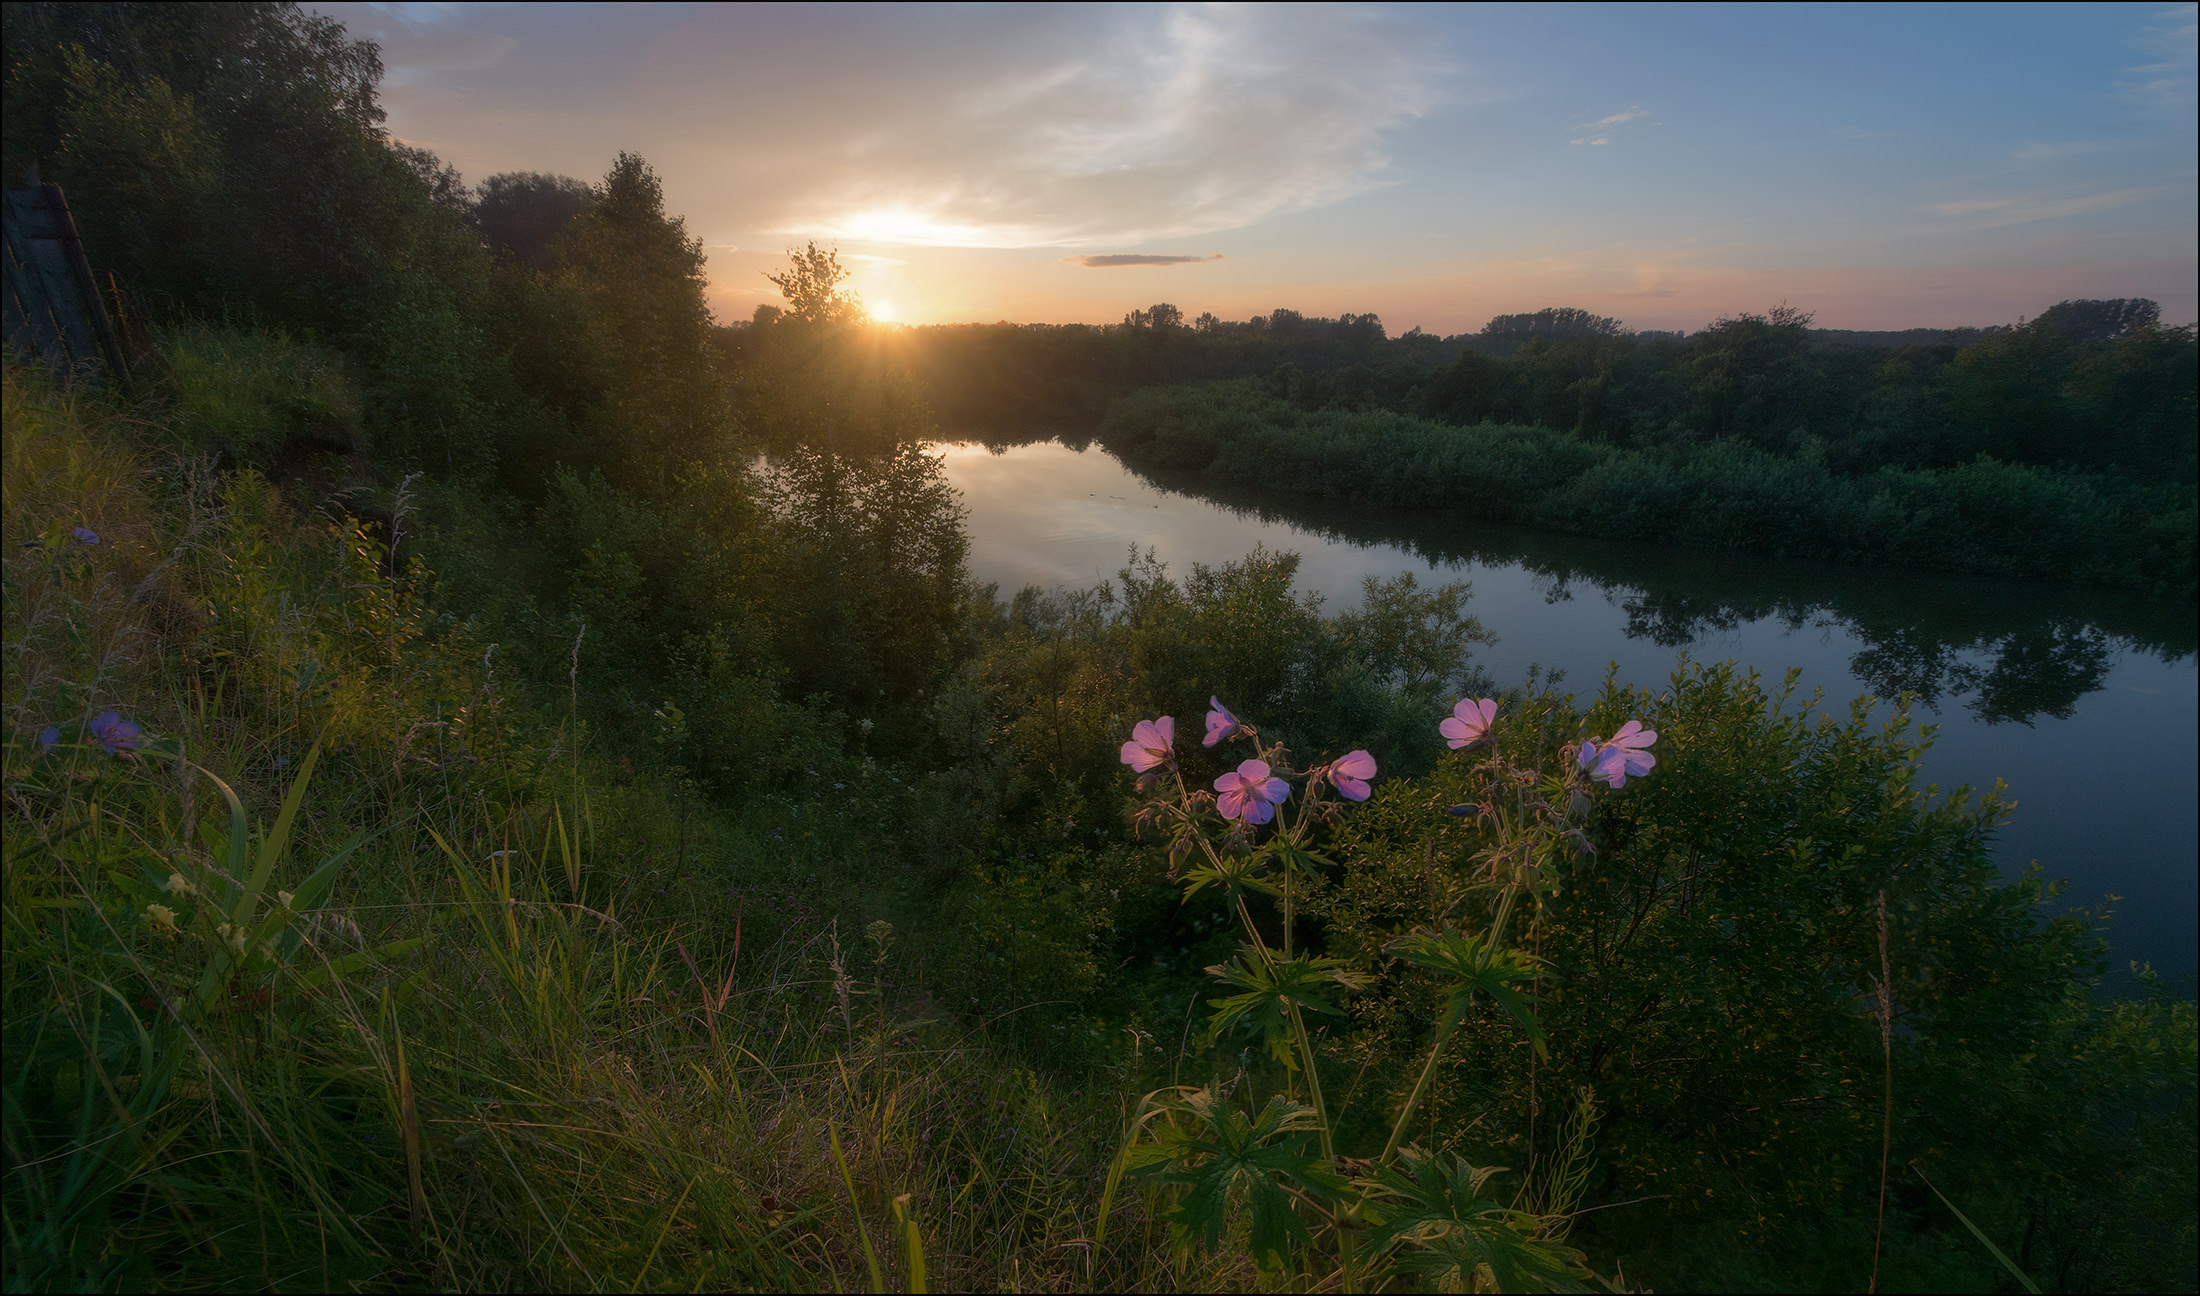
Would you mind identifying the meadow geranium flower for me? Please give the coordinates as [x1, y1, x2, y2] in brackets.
[1215, 759, 1289, 825]
[1582, 720, 1657, 788]
[1440, 698, 1498, 749]
[36, 725, 60, 756]
[1120, 716, 1176, 773]
[88, 712, 141, 752]
[1203, 697, 1248, 747]
[1327, 749, 1378, 801]
[72, 527, 100, 545]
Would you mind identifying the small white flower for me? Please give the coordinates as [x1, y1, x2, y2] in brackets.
[145, 904, 179, 935]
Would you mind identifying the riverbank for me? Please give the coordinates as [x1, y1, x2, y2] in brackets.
[935, 436, 2200, 985]
[1096, 379, 2200, 600]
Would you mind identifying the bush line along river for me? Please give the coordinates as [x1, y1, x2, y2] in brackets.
[936, 436, 2200, 986]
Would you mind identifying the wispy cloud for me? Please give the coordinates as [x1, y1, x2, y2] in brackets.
[1059, 253, 1225, 268]
[775, 6, 1454, 246]
[2119, 3, 2198, 110]
[1926, 186, 2162, 230]
[319, 4, 520, 87]
[2012, 139, 2141, 163]
[1571, 104, 1653, 146]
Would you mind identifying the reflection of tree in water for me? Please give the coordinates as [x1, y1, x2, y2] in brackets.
[1966, 623, 2113, 725]
[1849, 625, 1980, 710]
[1619, 590, 1752, 648]
[1088, 446, 2193, 726]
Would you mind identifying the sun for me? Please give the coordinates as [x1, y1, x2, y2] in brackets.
[868, 298, 898, 323]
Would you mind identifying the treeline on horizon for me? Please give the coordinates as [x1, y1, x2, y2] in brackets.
[893, 298, 2193, 596]
[4, 5, 2196, 1294]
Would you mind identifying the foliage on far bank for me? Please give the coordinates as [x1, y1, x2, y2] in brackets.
[1098, 378, 2199, 600]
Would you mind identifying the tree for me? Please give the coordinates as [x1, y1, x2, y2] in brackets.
[556, 151, 726, 475]
[1480, 307, 1625, 340]
[2032, 298, 2160, 343]
[474, 171, 594, 271]
[766, 241, 866, 326]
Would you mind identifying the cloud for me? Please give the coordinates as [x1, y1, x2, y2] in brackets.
[1571, 104, 1651, 146]
[1925, 186, 2162, 230]
[1058, 253, 1225, 268]
[2119, 3, 2198, 110]
[314, 3, 519, 87]
[2012, 139, 2140, 163]
[762, 6, 1455, 246]
[332, 4, 1453, 248]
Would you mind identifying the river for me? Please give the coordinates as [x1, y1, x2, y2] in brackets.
[932, 437, 2199, 987]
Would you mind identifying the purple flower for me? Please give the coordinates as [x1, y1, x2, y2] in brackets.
[1203, 697, 1248, 748]
[88, 712, 141, 753]
[72, 527, 101, 545]
[1580, 720, 1656, 788]
[1215, 758, 1289, 825]
[1120, 716, 1176, 773]
[1327, 749, 1378, 802]
[36, 725, 60, 756]
[1440, 698, 1498, 749]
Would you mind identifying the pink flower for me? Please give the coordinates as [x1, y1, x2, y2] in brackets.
[1580, 720, 1656, 788]
[88, 712, 142, 753]
[1327, 749, 1378, 802]
[1120, 716, 1176, 773]
[1440, 698, 1498, 749]
[1203, 697, 1248, 747]
[1215, 759, 1289, 825]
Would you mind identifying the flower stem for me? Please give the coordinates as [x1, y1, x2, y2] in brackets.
[1380, 1010, 1462, 1166]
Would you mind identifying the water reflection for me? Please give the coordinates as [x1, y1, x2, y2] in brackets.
[1106, 459, 2193, 729]
[935, 435, 2197, 983]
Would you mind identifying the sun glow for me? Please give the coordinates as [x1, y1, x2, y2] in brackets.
[868, 298, 898, 322]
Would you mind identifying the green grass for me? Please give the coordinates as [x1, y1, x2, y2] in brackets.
[0, 359, 1245, 1292]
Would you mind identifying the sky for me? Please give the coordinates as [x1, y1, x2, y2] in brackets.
[312, 1, 2199, 334]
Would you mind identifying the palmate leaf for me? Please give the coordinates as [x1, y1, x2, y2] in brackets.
[1205, 946, 1362, 1069]
[1390, 927, 1549, 1058]
[1128, 1085, 1350, 1271]
[1362, 1149, 1590, 1293]
[1179, 847, 1281, 906]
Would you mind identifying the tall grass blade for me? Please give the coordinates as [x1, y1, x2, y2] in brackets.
[831, 1125, 886, 1294]
[1912, 1163, 2041, 1294]
[892, 1192, 927, 1294]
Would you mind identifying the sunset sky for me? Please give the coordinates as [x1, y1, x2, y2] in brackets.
[315, 2, 2198, 334]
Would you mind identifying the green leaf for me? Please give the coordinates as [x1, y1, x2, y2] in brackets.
[1390, 927, 1549, 1058]
[1179, 848, 1280, 905]
[239, 742, 322, 926]
[1205, 946, 1361, 1069]
[1130, 1085, 1349, 1272]
[1362, 1149, 1589, 1293]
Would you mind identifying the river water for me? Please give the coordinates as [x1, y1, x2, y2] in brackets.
[932, 437, 2199, 986]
